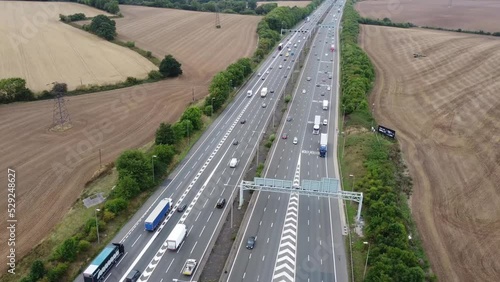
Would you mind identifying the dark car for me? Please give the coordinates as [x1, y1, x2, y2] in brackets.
[246, 236, 256, 250]
[240, 119, 246, 124]
[282, 133, 288, 139]
[177, 204, 187, 212]
[125, 270, 141, 282]
[233, 140, 239, 145]
[270, 90, 275, 93]
[286, 116, 293, 122]
[216, 198, 226, 209]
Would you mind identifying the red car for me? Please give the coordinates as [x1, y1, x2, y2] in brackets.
[282, 133, 288, 139]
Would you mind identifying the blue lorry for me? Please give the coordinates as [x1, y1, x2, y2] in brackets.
[319, 133, 327, 157]
[145, 198, 172, 231]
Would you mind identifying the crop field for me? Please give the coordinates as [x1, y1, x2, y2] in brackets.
[0, 5, 259, 271]
[115, 5, 261, 81]
[359, 25, 500, 281]
[257, 1, 311, 7]
[0, 1, 156, 92]
[356, 0, 500, 32]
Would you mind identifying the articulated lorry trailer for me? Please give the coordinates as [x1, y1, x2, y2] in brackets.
[82, 243, 124, 282]
[167, 224, 187, 250]
[319, 133, 328, 157]
[145, 198, 172, 231]
[313, 115, 321, 134]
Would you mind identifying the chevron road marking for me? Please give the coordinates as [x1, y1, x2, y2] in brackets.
[271, 156, 301, 282]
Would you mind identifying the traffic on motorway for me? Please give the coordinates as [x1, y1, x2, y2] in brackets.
[77, 1, 345, 282]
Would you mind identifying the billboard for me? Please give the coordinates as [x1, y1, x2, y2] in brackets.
[377, 125, 396, 139]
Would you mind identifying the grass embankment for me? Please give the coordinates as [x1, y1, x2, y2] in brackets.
[339, 1, 434, 281]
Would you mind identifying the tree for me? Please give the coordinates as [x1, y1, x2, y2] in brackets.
[159, 55, 183, 77]
[116, 150, 153, 188]
[115, 175, 140, 199]
[29, 260, 45, 280]
[155, 122, 176, 145]
[54, 238, 78, 262]
[0, 78, 34, 104]
[181, 107, 203, 130]
[152, 145, 176, 166]
[248, 0, 257, 10]
[46, 262, 68, 282]
[105, 198, 128, 213]
[89, 15, 116, 40]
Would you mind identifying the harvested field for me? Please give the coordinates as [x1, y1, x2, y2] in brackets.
[115, 5, 261, 82]
[0, 5, 259, 273]
[356, 0, 500, 32]
[257, 1, 311, 7]
[0, 1, 156, 92]
[359, 25, 500, 281]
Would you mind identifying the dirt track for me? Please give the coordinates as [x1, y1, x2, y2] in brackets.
[359, 25, 500, 281]
[0, 1, 156, 91]
[356, 0, 500, 32]
[0, 5, 259, 272]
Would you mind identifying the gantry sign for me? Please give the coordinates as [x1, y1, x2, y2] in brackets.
[239, 177, 363, 221]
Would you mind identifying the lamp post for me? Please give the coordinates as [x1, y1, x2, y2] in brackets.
[363, 241, 370, 279]
[95, 209, 100, 244]
[152, 155, 157, 182]
[349, 174, 355, 191]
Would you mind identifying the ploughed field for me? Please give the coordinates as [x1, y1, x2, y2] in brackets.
[359, 25, 500, 281]
[0, 1, 156, 92]
[356, 0, 500, 32]
[0, 4, 259, 272]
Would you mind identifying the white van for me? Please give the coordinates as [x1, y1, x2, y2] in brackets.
[229, 158, 238, 168]
[247, 90, 252, 97]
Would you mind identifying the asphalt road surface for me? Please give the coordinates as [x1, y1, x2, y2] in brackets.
[75, 2, 334, 282]
[225, 1, 348, 282]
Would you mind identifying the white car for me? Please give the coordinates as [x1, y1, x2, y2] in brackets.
[287, 66, 291, 69]
[327, 86, 331, 91]
[293, 137, 298, 144]
[302, 89, 306, 94]
[257, 72, 261, 76]
[307, 77, 311, 81]
[323, 119, 328, 126]
[279, 65, 283, 69]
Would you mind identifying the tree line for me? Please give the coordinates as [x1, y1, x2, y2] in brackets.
[340, 0, 429, 280]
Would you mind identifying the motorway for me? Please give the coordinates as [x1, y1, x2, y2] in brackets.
[226, 1, 347, 282]
[75, 2, 337, 282]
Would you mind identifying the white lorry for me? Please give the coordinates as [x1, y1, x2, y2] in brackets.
[323, 100, 329, 110]
[260, 87, 268, 97]
[313, 115, 321, 135]
[247, 90, 252, 97]
[166, 224, 187, 250]
[182, 259, 197, 276]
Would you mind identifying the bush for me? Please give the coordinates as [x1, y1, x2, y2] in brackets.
[0, 78, 35, 104]
[284, 95, 292, 103]
[103, 210, 116, 222]
[46, 262, 68, 282]
[29, 260, 45, 280]
[86, 227, 98, 242]
[53, 238, 78, 262]
[125, 77, 139, 85]
[125, 41, 135, 47]
[148, 70, 163, 80]
[78, 240, 91, 252]
[104, 198, 128, 214]
[155, 122, 176, 145]
[146, 51, 152, 57]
